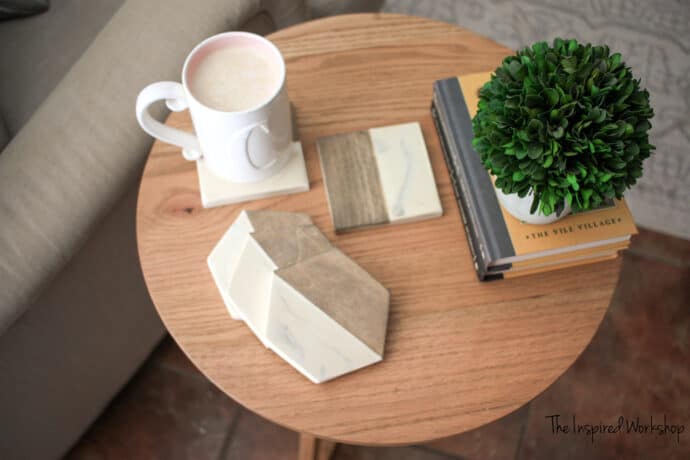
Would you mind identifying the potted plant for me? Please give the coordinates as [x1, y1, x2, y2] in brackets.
[472, 38, 654, 224]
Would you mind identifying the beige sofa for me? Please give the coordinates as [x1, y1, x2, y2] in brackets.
[0, 1, 379, 459]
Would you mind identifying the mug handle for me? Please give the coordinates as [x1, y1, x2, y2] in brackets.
[135, 82, 202, 160]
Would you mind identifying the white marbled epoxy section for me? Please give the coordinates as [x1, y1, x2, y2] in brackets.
[197, 141, 309, 208]
[207, 211, 255, 320]
[227, 237, 277, 348]
[266, 275, 382, 383]
[369, 122, 442, 223]
[208, 210, 285, 346]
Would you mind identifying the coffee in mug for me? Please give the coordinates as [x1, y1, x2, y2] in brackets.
[190, 47, 282, 113]
[136, 32, 292, 184]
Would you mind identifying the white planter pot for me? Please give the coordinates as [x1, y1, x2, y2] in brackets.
[496, 188, 570, 225]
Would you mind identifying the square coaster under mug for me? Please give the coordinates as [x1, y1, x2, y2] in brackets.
[317, 121, 443, 232]
[196, 141, 308, 208]
[196, 105, 308, 208]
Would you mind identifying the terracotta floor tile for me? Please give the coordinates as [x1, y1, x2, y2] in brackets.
[629, 228, 690, 267]
[334, 444, 459, 460]
[65, 355, 240, 460]
[517, 250, 690, 460]
[424, 405, 528, 459]
[221, 409, 298, 460]
[153, 335, 206, 379]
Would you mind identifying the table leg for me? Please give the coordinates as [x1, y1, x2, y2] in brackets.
[298, 433, 337, 460]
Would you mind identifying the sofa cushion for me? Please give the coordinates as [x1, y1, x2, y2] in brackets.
[0, 0, 279, 334]
[307, 0, 384, 18]
[0, 184, 165, 460]
[260, 0, 308, 28]
[0, 0, 48, 20]
[0, 0, 124, 138]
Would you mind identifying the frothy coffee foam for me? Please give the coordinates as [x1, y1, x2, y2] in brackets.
[190, 46, 280, 112]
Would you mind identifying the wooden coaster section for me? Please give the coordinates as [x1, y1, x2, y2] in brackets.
[317, 131, 389, 231]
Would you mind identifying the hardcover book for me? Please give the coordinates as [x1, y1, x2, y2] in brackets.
[432, 72, 637, 280]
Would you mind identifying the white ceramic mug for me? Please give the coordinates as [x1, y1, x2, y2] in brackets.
[135, 32, 292, 183]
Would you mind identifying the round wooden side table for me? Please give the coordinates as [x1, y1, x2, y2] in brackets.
[136, 13, 620, 460]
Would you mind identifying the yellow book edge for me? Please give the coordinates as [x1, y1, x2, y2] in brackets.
[504, 253, 620, 279]
[509, 247, 623, 274]
[511, 240, 629, 270]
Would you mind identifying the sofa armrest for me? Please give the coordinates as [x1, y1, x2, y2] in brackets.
[0, 0, 309, 333]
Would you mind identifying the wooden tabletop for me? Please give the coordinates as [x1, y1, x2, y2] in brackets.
[136, 13, 620, 446]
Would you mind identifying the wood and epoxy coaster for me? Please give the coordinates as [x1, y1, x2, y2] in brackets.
[317, 122, 442, 232]
[207, 210, 390, 383]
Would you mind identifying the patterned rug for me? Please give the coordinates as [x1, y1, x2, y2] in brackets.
[383, 0, 690, 239]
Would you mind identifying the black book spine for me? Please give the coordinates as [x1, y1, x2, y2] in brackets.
[432, 78, 515, 274]
[431, 103, 495, 280]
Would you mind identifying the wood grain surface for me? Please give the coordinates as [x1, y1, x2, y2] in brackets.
[136, 14, 620, 446]
[317, 130, 388, 231]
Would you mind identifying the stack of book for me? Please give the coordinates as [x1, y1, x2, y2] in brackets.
[431, 72, 637, 280]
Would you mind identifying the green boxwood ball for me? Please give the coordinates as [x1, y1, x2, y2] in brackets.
[471, 38, 655, 216]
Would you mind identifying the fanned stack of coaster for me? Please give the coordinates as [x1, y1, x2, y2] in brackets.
[317, 122, 442, 232]
[207, 210, 390, 383]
